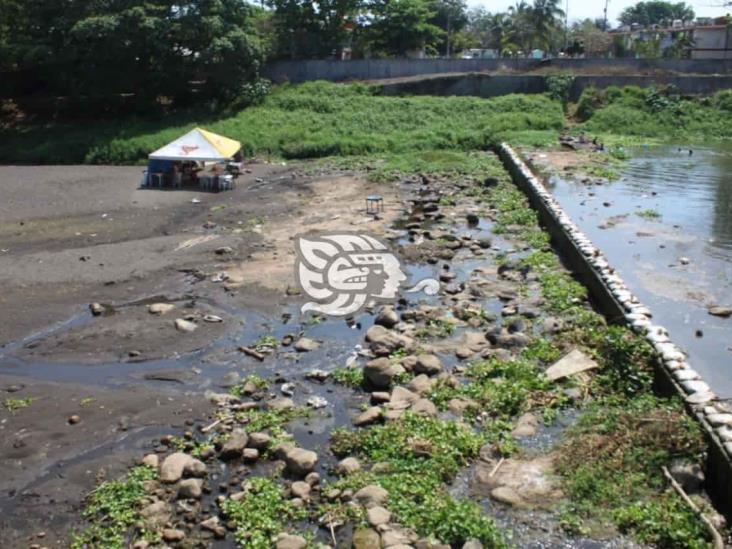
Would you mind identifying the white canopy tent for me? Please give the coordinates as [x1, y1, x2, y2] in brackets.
[148, 127, 241, 162]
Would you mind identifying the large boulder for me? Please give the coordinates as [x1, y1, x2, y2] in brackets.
[414, 354, 443, 376]
[335, 457, 362, 476]
[363, 358, 405, 389]
[276, 534, 307, 549]
[354, 406, 383, 426]
[365, 325, 413, 356]
[388, 386, 419, 410]
[374, 306, 400, 328]
[354, 484, 389, 507]
[160, 452, 206, 483]
[284, 447, 318, 477]
[353, 528, 381, 549]
[219, 429, 249, 460]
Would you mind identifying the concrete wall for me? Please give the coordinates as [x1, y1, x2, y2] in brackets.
[265, 58, 732, 83]
[692, 27, 732, 60]
[375, 73, 732, 100]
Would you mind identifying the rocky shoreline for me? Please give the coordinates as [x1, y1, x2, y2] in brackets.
[4, 153, 727, 548]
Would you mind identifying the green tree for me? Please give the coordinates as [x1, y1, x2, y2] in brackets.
[619, 2, 695, 27]
[429, 0, 468, 56]
[269, 0, 360, 59]
[367, 0, 443, 57]
[530, 0, 564, 51]
[1, 0, 267, 108]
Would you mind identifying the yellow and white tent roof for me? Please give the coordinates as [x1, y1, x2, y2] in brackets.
[149, 128, 241, 161]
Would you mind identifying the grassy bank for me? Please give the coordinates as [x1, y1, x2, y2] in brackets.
[0, 82, 562, 165]
[575, 86, 732, 143]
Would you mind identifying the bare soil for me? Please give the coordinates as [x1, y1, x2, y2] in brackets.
[0, 163, 396, 546]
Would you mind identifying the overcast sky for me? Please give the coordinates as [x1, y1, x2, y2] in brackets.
[465, 0, 731, 26]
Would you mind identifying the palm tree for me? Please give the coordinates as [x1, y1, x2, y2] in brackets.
[530, 0, 564, 51]
[507, 1, 533, 53]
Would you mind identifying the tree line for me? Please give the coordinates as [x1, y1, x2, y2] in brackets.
[0, 0, 698, 113]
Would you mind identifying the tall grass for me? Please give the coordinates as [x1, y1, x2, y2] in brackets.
[0, 81, 564, 165]
[576, 86, 732, 141]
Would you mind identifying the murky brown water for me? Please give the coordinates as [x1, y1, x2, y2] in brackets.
[550, 145, 732, 398]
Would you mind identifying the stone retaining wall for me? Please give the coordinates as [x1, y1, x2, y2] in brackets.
[376, 74, 732, 101]
[265, 58, 732, 83]
[497, 143, 732, 518]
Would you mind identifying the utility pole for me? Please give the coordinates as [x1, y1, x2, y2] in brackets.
[564, 0, 569, 53]
[603, 0, 610, 31]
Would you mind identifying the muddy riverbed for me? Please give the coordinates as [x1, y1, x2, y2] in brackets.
[0, 157, 723, 548]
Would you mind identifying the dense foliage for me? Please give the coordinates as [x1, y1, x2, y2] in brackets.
[575, 85, 732, 141]
[619, 1, 695, 26]
[0, 0, 267, 111]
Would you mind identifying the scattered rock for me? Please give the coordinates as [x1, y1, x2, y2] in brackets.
[89, 303, 104, 316]
[708, 306, 732, 318]
[139, 500, 171, 526]
[200, 516, 226, 538]
[284, 447, 318, 477]
[276, 533, 307, 549]
[335, 457, 362, 475]
[412, 398, 438, 417]
[220, 429, 248, 459]
[291, 481, 311, 499]
[142, 454, 159, 468]
[490, 486, 522, 506]
[407, 374, 434, 395]
[354, 484, 389, 507]
[305, 369, 329, 382]
[248, 432, 272, 450]
[365, 325, 413, 356]
[414, 354, 443, 376]
[160, 452, 206, 483]
[354, 406, 383, 426]
[381, 525, 417, 546]
[545, 349, 599, 381]
[448, 397, 477, 415]
[363, 357, 405, 389]
[463, 540, 484, 549]
[174, 318, 197, 333]
[306, 396, 328, 409]
[178, 478, 203, 499]
[267, 397, 295, 411]
[353, 528, 381, 549]
[389, 386, 419, 410]
[148, 303, 175, 315]
[215, 246, 234, 255]
[243, 448, 260, 461]
[67, 414, 81, 425]
[511, 413, 538, 438]
[375, 306, 400, 328]
[366, 505, 391, 526]
[294, 337, 319, 352]
[162, 529, 186, 542]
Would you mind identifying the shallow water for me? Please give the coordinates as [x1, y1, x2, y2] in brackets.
[549, 145, 732, 398]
